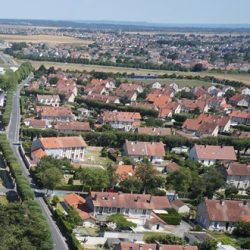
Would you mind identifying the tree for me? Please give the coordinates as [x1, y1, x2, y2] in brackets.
[66, 207, 82, 226]
[39, 167, 63, 191]
[166, 168, 193, 197]
[225, 185, 238, 199]
[77, 168, 109, 191]
[107, 214, 136, 230]
[120, 176, 142, 193]
[233, 221, 250, 237]
[135, 163, 165, 193]
[203, 168, 225, 198]
[192, 63, 205, 72]
[198, 239, 217, 250]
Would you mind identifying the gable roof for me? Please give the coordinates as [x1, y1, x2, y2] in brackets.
[91, 192, 170, 210]
[115, 165, 135, 180]
[204, 199, 250, 222]
[193, 144, 236, 161]
[226, 163, 250, 176]
[54, 121, 91, 131]
[124, 140, 165, 157]
[36, 106, 74, 118]
[39, 136, 87, 149]
[102, 111, 141, 123]
[137, 127, 171, 136]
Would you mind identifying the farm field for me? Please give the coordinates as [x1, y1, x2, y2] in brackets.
[0, 34, 94, 45]
[18, 59, 250, 85]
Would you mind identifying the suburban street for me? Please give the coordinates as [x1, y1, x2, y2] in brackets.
[7, 76, 69, 250]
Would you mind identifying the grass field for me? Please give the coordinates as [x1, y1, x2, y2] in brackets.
[0, 34, 94, 45]
[18, 59, 250, 85]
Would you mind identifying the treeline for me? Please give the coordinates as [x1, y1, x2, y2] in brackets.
[7, 50, 189, 72]
[1, 62, 34, 127]
[0, 134, 53, 249]
[21, 127, 250, 152]
[75, 97, 159, 117]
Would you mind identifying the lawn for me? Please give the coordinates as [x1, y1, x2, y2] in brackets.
[81, 146, 113, 168]
[210, 232, 239, 247]
[0, 195, 8, 205]
[143, 231, 171, 241]
[19, 59, 250, 85]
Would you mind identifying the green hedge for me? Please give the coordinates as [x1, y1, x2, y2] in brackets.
[157, 208, 182, 225]
[75, 97, 159, 118]
[53, 208, 84, 250]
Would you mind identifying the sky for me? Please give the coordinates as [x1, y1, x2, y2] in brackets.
[0, 0, 250, 25]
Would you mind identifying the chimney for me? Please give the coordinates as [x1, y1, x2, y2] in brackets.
[147, 195, 152, 203]
[243, 200, 247, 206]
[139, 244, 143, 250]
[155, 241, 161, 250]
[220, 199, 225, 206]
[93, 193, 97, 200]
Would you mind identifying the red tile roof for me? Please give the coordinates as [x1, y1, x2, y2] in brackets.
[64, 193, 86, 207]
[39, 136, 87, 149]
[193, 144, 236, 161]
[101, 111, 141, 123]
[124, 140, 165, 157]
[54, 121, 91, 131]
[115, 165, 135, 180]
[29, 119, 46, 128]
[204, 199, 250, 222]
[36, 106, 74, 118]
[137, 127, 171, 136]
[230, 110, 250, 119]
[91, 192, 170, 210]
[226, 163, 250, 176]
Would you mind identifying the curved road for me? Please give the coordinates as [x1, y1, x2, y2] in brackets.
[7, 76, 69, 250]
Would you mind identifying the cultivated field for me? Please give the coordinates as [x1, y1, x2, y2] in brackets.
[0, 34, 94, 45]
[18, 59, 250, 85]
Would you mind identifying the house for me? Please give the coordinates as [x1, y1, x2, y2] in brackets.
[229, 110, 250, 125]
[146, 93, 171, 109]
[87, 192, 170, 222]
[84, 84, 109, 96]
[189, 145, 237, 166]
[56, 79, 78, 103]
[85, 94, 120, 104]
[179, 99, 209, 113]
[99, 111, 141, 132]
[36, 106, 75, 122]
[196, 198, 250, 232]
[152, 82, 162, 89]
[229, 93, 249, 108]
[54, 121, 91, 132]
[171, 200, 190, 214]
[241, 87, 250, 96]
[123, 140, 165, 164]
[114, 83, 143, 102]
[24, 118, 46, 129]
[224, 162, 250, 189]
[116, 242, 198, 250]
[165, 162, 181, 173]
[115, 165, 135, 181]
[31, 136, 87, 163]
[36, 94, 60, 107]
[0, 89, 5, 107]
[136, 127, 171, 136]
[90, 78, 116, 90]
[182, 114, 231, 136]
[64, 193, 96, 227]
[77, 108, 93, 119]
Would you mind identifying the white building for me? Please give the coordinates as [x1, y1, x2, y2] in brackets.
[224, 163, 250, 189]
[36, 94, 60, 107]
[196, 198, 250, 233]
[123, 140, 165, 164]
[31, 136, 87, 163]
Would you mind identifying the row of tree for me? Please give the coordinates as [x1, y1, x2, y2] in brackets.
[0, 134, 53, 249]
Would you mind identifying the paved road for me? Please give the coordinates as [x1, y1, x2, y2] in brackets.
[7, 76, 69, 250]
